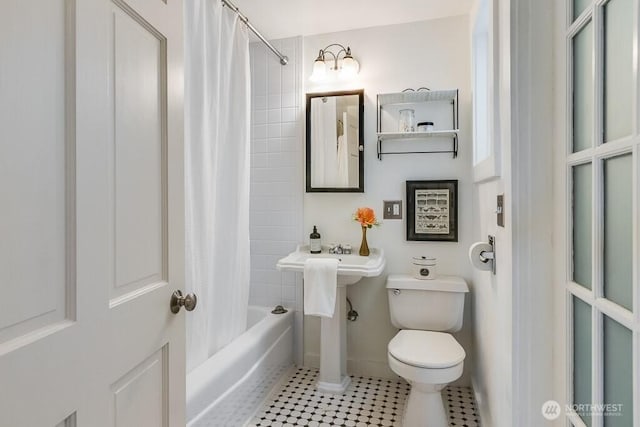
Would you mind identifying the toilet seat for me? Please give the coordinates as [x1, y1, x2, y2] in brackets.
[388, 330, 465, 369]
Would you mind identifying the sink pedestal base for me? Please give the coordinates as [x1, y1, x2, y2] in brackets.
[277, 246, 386, 394]
[317, 375, 351, 394]
[317, 286, 350, 394]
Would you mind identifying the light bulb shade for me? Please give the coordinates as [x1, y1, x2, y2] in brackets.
[340, 56, 359, 78]
[310, 59, 327, 82]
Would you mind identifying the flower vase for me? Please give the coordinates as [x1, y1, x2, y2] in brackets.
[359, 226, 370, 256]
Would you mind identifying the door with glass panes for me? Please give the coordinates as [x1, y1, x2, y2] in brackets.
[565, 0, 636, 426]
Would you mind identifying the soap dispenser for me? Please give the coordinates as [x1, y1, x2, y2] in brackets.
[310, 226, 322, 254]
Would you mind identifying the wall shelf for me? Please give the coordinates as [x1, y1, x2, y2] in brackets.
[376, 89, 459, 160]
[377, 130, 460, 140]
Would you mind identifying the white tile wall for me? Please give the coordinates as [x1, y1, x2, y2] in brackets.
[249, 37, 303, 313]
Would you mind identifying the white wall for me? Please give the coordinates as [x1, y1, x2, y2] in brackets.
[302, 16, 474, 383]
[470, 180, 511, 426]
[467, 2, 512, 425]
[469, 0, 555, 425]
[249, 37, 304, 363]
[508, 0, 555, 424]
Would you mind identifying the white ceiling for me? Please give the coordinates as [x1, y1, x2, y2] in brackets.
[230, 0, 475, 40]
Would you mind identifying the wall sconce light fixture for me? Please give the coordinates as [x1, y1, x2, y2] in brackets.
[310, 44, 360, 82]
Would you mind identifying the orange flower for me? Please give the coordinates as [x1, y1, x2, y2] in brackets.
[353, 207, 379, 228]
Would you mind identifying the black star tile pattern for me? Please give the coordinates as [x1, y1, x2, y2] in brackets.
[445, 387, 481, 426]
[249, 367, 480, 427]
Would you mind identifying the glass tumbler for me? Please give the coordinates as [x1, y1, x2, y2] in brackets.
[398, 108, 415, 132]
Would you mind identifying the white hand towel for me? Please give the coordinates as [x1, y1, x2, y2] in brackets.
[304, 258, 339, 317]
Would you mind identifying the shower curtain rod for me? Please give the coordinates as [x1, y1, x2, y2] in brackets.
[221, 0, 289, 65]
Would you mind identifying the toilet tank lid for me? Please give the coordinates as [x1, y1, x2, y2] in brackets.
[386, 274, 469, 293]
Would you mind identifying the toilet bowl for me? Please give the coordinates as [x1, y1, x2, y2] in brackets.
[388, 330, 465, 426]
[386, 275, 469, 427]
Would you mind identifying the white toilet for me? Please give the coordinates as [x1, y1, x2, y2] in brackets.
[386, 274, 469, 427]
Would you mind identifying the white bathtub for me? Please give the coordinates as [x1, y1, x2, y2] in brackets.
[186, 306, 294, 427]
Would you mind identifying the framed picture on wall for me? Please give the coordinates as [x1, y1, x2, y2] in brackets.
[406, 180, 458, 242]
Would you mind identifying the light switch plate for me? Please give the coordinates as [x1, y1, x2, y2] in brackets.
[383, 200, 402, 220]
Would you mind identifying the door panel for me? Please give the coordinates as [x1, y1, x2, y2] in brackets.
[603, 0, 633, 142]
[573, 296, 592, 426]
[603, 154, 632, 310]
[572, 163, 593, 289]
[0, 0, 75, 345]
[572, 21, 593, 153]
[574, 0, 591, 19]
[602, 316, 633, 427]
[111, 1, 167, 301]
[111, 346, 168, 427]
[0, 0, 185, 425]
[106, 0, 185, 424]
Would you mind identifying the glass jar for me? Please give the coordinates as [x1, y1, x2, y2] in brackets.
[398, 108, 415, 132]
[417, 121, 434, 132]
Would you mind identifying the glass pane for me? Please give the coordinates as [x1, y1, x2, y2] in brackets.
[604, 0, 633, 142]
[604, 154, 632, 310]
[603, 316, 633, 426]
[573, 22, 593, 152]
[573, 163, 592, 288]
[573, 297, 592, 426]
[574, 0, 591, 20]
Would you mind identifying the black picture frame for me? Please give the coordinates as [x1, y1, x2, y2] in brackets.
[406, 180, 458, 242]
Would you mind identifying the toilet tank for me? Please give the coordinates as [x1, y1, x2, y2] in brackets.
[386, 274, 469, 332]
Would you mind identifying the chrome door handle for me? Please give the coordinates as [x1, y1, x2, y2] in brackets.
[170, 290, 198, 314]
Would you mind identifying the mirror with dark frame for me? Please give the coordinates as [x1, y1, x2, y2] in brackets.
[306, 90, 364, 192]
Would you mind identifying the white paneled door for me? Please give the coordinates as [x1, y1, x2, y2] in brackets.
[0, 0, 186, 425]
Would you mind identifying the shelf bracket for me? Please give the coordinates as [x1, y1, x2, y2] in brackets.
[453, 134, 458, 158]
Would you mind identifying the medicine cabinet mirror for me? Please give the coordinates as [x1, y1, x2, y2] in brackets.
[306, 90, 364, 192]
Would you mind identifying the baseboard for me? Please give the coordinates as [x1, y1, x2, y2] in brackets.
[303, 353, 400, 381]
[347, 359, 398, 380]
[471, 377, 489, 426]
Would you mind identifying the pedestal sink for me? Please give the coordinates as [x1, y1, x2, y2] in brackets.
[277, 245, 386, 393]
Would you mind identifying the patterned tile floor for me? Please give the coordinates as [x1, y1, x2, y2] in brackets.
[249, 367, 480, 427]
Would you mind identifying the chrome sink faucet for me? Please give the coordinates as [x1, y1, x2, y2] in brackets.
[328, 243, 352, 254]
[329, 244, 343, 254]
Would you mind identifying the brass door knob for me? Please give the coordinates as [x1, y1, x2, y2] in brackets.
[170, 290, 198, 314]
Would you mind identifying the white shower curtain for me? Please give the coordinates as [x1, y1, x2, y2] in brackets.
[336, 112, 349, 187]
[310, 97, 338, 187]
[184, 0, 251, 372]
